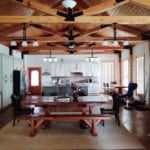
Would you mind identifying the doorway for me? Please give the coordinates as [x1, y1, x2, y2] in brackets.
[28, 67, 42, 95]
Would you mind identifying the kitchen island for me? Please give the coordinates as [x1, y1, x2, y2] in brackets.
[42, 85, 88, 96]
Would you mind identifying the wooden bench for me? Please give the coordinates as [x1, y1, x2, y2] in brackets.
[16, 114, 111, 137]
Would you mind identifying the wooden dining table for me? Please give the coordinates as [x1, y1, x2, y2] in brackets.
[20, 95, 112, 136]
[113, 85, 128, 94]
[22, 95, 111, 114]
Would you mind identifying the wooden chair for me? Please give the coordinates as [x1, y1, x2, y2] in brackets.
[11, 94, 34, 126]
[100, 93, 121, 126]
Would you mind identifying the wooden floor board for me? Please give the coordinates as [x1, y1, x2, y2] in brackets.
[0, 104, 150, 150]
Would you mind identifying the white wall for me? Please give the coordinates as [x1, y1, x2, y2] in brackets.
[133, 42, 150, 103]
[24, 54, 119, 93]
[121, 42, 150, 104]
[0, 44, 9, 55]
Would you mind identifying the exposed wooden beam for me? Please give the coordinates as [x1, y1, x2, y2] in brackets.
[76, 0, 89, 9]
[30, 24, 64, 36]
[51, 0, 62, 8]
[75, 46, 124, 51]
[131, 0, 150, 9]
[117, 25, 143, 37]
[0, 16, 150, 24]
[79, 26, 101, 37]
[19, 45, 68, 52]
[0, 24, 23, 36]
[18, 45, 124, 52]
[76, 36, 141, 42]
[10, 0, 64, 16]
[83, 0, 130, 16]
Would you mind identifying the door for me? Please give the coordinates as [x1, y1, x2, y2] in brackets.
[28, 67, 42, 95]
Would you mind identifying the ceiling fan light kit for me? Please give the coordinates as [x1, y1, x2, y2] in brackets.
[57, 0, 83, 21]
[62, 0, 77, 9]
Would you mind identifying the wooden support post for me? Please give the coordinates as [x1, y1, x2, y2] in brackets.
[129, 46, 133, 82]
[91, 120, 97, 136]
[30, 119, 36, 137]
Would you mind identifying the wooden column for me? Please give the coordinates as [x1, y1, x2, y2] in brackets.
[129, 46, 133, 82]
[118, 52, 122, 84]
[149, 41, 150, 106]
[114, 50, 121, 84]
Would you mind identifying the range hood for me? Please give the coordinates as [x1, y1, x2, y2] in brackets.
[71, 72, 83, 76]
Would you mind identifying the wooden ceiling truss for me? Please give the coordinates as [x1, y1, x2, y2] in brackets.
[0, 0, 149, 55]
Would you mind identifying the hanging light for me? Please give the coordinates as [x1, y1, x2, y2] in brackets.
[33, 40, 39, 46]
[43, 49, 58, 62]
[86, 48, 99, 62]
[112, 23, 119, 47]
[10, 40, 17, 46]
[102, 40, 109, 46]
[112, 40, 119, 46]
[10, 23, 39, 47]
[123, 40, 129, 46]
[102, 23, 129, 47]
[21, 40, 28, 47]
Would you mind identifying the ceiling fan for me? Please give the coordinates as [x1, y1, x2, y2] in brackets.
[57, 0, 83, 21]
[67, 42, 76, 54]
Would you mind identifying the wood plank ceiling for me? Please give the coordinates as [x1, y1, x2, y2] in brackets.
[0, 0, 150, 55]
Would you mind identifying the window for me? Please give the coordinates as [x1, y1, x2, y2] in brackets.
[31, 70, 39, 86]
[102, 61, 115, 84]
[136, 55, 144, 95]
[122, 59, 129, 86]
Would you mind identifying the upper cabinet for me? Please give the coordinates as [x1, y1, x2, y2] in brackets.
[83, 62, 99, 77]
[49, 61, 99, 77]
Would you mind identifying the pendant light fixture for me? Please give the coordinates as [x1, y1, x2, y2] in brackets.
[43, 49, 58, 62]
[102, 23, 129, 47]
[10, 23, 39, 47]
[86, 48, 99, 62]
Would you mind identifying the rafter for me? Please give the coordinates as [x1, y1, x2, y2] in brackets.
[131, 0, 150, 9]
[116, 25, 143, 37]
[10, 0, 64, 16]
[79, 26, 102, 37]
[0, 24, 23, 36]
[76, 0, 89, 9]
[0, 35, 142, 44]
[30, 24, 64, 36]
[83, 0, 130, 16]
[19, 45, 68, 52]
[0, 16, 150, 24]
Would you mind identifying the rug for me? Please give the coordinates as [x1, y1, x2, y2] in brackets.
[0, 120, 144, 150]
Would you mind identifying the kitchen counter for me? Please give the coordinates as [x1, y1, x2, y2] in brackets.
[42, 85, 88, 96]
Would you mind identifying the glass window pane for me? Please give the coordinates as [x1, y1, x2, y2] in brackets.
[122, 59, 129, 86]
[136, 56, 144, 95]
[31, 70, 39, 86]
[102, 61, 115, 84]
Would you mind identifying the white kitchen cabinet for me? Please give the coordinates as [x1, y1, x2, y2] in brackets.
[70, 62, 83, 73]
[51, 62, 71, 77]
[0, 54, 13, 108]
[83, 62, 99, 77]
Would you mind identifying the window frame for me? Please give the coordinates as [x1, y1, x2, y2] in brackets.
[122, 58, 129, 86]
[101, 60, 115, 85]
[136, 54, 145, 96]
